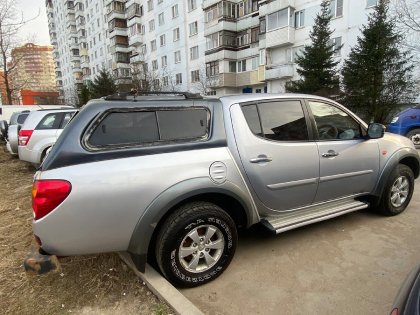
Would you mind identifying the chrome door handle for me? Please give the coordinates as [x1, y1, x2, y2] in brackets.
[250, 155, 273, 163]
[322, 150, 339, 158]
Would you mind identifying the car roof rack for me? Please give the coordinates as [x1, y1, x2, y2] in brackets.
[103, 90, 203, 101]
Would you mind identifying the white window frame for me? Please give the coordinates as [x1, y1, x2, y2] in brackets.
[190, 46, 198, 60]
[149, 19, 155, 32]
[174, 50, 181, 63]
[160, 34, 166, 46]
[176, 73, 182, 84]
[328, 37, 342, 56]
[161, 55, 167, 67]
[191, 69, 200, 82]
[189, 21, 198, 36]
[330, 0, 343, 18]
[173, 27, 180, 41]
[366, 0, 378, 7]
[294, 10, 305, 28]
[152, 59, 158, 70]
[158, 12, 164, 25]
[172, 4, 179, 18]
[188, 0, 197, 12]
[147, 0, 154, 11]
[151, 39, 157, 51]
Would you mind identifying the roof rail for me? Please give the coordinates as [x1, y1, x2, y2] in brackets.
[103, 90, 203, 101]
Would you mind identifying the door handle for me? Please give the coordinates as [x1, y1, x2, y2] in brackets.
[322, 150, 339, 158]
[250, 155, 273, 163]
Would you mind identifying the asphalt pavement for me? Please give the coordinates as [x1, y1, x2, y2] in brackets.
[180, 176, 420, 315]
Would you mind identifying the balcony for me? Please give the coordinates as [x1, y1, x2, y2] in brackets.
[69, 42, 79, 50]
[259, 0, 295, 17]
[109, 27, 128, 38]
[129, 34, 143, 47]
[130, 53, 144, 64]
[265, 26, 295, 48]
[264, 64, 294, 80]
[66, 19, 76, 29]
[107, 10, 125, 21]
[205, 49, 237, 63]
[236, 15, 259, 32]
[204, 20, 236, 37]
[202, 0, 221, 10]
[50, 36, 57, 45]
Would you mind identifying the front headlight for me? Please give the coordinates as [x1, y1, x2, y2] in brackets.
[391, 116, 399, 124]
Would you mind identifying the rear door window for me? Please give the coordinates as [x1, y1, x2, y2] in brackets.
[36, 113, 64, 130]
[17, 114, 29, 124]
[59, 112, 76, 129]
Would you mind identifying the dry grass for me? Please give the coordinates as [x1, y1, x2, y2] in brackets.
[0, 142, 171, 315]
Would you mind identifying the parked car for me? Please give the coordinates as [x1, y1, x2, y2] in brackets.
[0, 105, 73, 124]
[5, 111, 30, 155]
[388, 104, 420, 146]
[28, 93, 419, 287]
[390, 262, 420, 315]
[18, 109, 77, 165]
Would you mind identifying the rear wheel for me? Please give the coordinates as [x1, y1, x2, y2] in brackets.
[155, 202, 237, 288]
[406, 129, 420, 147]
[376, 164, 414, 216]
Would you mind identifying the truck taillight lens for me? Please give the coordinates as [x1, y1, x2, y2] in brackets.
[390, 308, 399, 315]
[18, 130, 33, 146]
[32, 180, 71, 220]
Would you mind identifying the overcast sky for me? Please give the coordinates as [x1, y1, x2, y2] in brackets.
[17, 0, 51, 46]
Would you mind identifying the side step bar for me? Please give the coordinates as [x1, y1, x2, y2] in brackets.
[261, 199, 369, 234]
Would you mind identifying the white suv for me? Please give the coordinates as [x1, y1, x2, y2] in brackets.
[18, 109, 77, 165]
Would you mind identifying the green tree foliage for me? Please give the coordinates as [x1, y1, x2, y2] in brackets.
[89, 68, 117, 99]
[286, 0, 340, 97]
[341, 2, 417, 124]
[77, 85, 91, 107]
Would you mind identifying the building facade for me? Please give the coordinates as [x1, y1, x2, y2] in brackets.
[8, 43, 57, 104]
[45, 0, 379, 102]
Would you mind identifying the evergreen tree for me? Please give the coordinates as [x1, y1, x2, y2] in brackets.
[286, 0, 340, 97]
[341, 2, 417, 124]
[77, 85, 91, 107]
[90, 68, 117, 99]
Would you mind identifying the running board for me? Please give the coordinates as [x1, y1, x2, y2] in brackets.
[261, 199, 369, 234]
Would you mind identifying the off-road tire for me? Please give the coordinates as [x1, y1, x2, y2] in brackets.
[376, 164, 414, 216]
[155, 202, 237, 288]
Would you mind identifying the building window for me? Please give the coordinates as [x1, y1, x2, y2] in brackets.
[158, 12, 164, 25]
[229, 61, 236, 73]
[173, 27, 180, 41]
[149, 20, 155, 31]
[267, 8, 290, 31]
[97, 18, 100, 27]
[259, 18, 266, 34]
[252, 56, 259, 70]
[152, 60, 158, 70]
[158, 0, 163, 3]
[172, 4, 178, 18]
[147, 0, 153, 11]
[330, 0, 343, 18]
[189, 21, 198, 36]
[174, 50, 181, 63]
[328, 37, 342, 56]
[163, 76, 168, 86]
[99, 33, 102, 41]
[160, 34, 166, 46]
[366, 0, 378, 7]
[191, 70, 200, 82]
[141, 25, 145, 34]
[129, 23, 142, 36]
[141, 44, 147, 54]
[206, 32, 218, 50]
[190, 46, 198, 60]
[151, 40, 157, 51]
[206, 61, 218, 77]
[176, 73, 182, 84]
[237, 60, 246, 72]
[188, 0, 197, 12]
[161, 55, 167, 67]
[294, 10, 305, 28]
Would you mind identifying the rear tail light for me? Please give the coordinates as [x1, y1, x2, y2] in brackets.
[32, 180, 72, 220]
[19, 130, 33, 146]
[390, 308, 399, 315]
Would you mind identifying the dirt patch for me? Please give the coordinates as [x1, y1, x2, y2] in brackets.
[0, 142, 172, 315]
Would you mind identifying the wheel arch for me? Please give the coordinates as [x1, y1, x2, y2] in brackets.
[372, 148, 420, 200]
[127, 177, 258, 272]
[404, 126, 420, 136]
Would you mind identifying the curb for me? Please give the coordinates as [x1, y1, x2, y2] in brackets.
[119, 253, 204, 315]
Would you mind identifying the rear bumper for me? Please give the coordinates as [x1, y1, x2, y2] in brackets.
[23, 238, 61, 275]
[18, 146, 40, 164]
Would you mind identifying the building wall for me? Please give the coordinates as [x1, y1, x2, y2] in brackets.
[46, 0, 380, 100]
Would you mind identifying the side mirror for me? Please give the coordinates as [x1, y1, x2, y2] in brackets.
[367, 123, 385, 139]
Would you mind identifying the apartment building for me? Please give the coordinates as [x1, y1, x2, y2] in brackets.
[7, 43, 57, 103]
[203, 0, 379, 95]
[46, 0, 379, 101]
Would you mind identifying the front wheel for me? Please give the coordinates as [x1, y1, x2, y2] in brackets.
[406, 129, 420, 147]
[376, 164, 414, 216]
[155, 202, 238, 288]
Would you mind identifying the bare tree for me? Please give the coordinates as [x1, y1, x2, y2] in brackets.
[0, 0, 39, 104]
[392, 0, 420, 56]
[190, 63, 219, 96]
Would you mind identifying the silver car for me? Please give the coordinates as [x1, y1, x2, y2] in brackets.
[28, 93, 419, 287]
[18, 109, 77, 165]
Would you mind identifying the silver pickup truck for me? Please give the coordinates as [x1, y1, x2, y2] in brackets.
[27, 93, 419, 287]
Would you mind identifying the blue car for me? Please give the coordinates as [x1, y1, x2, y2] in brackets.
[389, 105, 420, 146]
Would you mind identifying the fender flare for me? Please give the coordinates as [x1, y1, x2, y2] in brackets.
[127, 177, 257, 272]
[372, 147, 420, 198]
